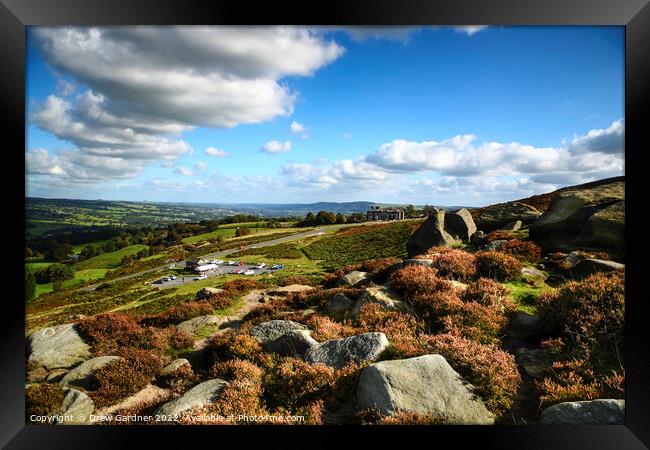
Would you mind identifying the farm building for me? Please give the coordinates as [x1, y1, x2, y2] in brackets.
[194, 263, 218, 273]
[185, 257, 209, 270]
[366, 205, 405, 221]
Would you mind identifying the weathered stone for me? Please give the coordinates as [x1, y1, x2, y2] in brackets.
[529, 178, 624, 252]
[539, 399, 625, 425]
[249, 320, 309, 343]
[195, 287, 224, 300]
[474, 202, 542, 232]
[521, 265, 546, 280]
[176, 315, 223, 336]
[515, 348, 551, 378]
[46, 369, 69, 383]
[353, 285, 408, 314]
[501, 220, 523, 231]
[304, 332, 389, 369]
[571, 259, 624, 280]
[323, 293, 355, 316]
[444, 208, 477, 242]
[263, 330, 318, 357]
[507, 311, 542, 340]
[485, 239, 509, 251]
[356, 355, 494, 424]
[337, 271, 371, 287]
[162, 358, 191, 376]
[27, 323, 91, 370]
[59, 356, 122, 389]
[154, 379, 227, 418]
[407, 210, 460, 257]
[56, 388, 95, 425]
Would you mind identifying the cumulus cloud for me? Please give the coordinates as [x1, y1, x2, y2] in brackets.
[261, 140, 292, 154]
[452, 26, 489, 36]
[194, 161, 208, 172]
[174, 166, 194, 177]
[29, 26, 345, 185]
[205, 147, 230, 158]
[567, 119, 624, 155]
[290, 121, 308, 139]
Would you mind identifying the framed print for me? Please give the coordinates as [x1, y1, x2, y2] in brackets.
[2, 0, 649, 448]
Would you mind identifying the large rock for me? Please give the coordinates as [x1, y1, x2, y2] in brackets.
[539, 399, 625, 424]
[571, 259, 624, 280]
[353, 285, 408, 314]
[521, 265, 547, 281]
[154, 379, 227, 418]
[323, 293, 355, 316]
[162, 358, 191, 376]
[484, 239, 509, 251]
[474, 202, 542, 232]
[337, 271, 371, 287]
[249, 320, 309, 343]
[444, 208, 477, 242]
[263, 330, 319, 357]
[407, 210, 459, 256]
[356, 355, 494, 424]
[26, 323, 91, 370]
[56, 388, 95, 425]
[529, 179, 624, 252]
[176, 315, 223, 336]
[501, 220, 523, 231]
[304, 332, 389, 369]
[195, 287, 224, 300]
[59, 355, 122, 389]
[507, 311, 542, 340]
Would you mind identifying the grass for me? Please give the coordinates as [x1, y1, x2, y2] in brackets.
[234, 242, 304, 259]
[503, 280, 552, 314]
[302, 220, 423, 270]
[71, 240, 107, 254]
[76, 244, 149, 270]
[33, 268, 110, 297]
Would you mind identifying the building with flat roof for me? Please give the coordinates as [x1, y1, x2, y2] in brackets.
[194, 263, 218, 273]
[366, 205, 405, 221]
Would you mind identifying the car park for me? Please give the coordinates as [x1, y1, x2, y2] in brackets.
[232, 269, 244, 274]
[227, 261, 237, 266]
[170, 275, 177, 280]
[243, 269, 255, 275]
[254, 263, 266, 269]
[194, 274, 207, 280]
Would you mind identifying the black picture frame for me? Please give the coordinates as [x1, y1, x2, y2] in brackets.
[2, 0, 649, 448]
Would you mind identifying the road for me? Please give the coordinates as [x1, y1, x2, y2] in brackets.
[152, 262, 279, 289]
[78, 226, 330, 291]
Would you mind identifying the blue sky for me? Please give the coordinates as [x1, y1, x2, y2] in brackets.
[25, 26, 624, 206]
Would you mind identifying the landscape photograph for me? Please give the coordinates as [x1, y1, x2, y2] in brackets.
[24, 25, 625, 426]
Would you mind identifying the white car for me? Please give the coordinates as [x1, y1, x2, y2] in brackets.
[243, 269, 255, 275]
[194, 274, 207, 280]
[227, 261, 237, 266]
[254, 263, 266, 269]
[212, 260, 224, 265]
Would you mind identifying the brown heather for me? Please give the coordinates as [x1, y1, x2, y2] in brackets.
[474, 251, 523, 281]
[427, 248, 477, 281]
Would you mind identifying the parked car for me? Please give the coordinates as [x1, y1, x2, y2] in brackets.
[243, 269, 255, 275]
[236, 262, 245, 266]
[270, 264, 284, 270]
[194, 274, 207, 280]
[227, 261, 237, 266]
[170, 275, 177, 280]
[153, 279, 163, 284]
[212, 260, 224, 265]
[254, 263, 266, 269]
[232, 269, 244, 274]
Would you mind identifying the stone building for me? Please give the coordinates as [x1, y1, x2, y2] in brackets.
[366, 205, 405, 221]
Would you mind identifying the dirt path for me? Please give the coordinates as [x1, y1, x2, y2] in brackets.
[94, 384, 171, 418]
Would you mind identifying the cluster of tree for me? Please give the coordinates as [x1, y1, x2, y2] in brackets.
[32, 263, 75, 285]
[297, 211, 367, 227]
[235, 227, 252, 237]
[78, 235, 138, 262]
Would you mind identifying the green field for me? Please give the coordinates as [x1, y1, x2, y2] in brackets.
[76, 244, 149, 270]
[34, 268, 110, 297]
[182, 223, 295, 244]
[181, 228, 238, 244]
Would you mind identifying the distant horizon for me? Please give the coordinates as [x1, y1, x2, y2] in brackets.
[26, 26, 624, 205]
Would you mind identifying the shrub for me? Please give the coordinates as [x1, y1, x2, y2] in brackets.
[428, 248, 477, 281]
[389, 265, 451, 297]
[537, 272, 624, 372]
[474, 251, 523, 281]
[422, 333, 520, 417]
[77, 313, 167, 355]
[147, 301, 213, 326]
[360, 257, 400, 274]
[498, 239, 541, 262]
[485, 230, 516, 243]
[356, 304, 423, 358]
[281, 275, 313, 286]
[209, 359, 264, 382]
[205, 328, 263, 363]
[376, 411, 448, 425]
[242, 304, 282, 324]
[304, 314, 357, 341]
[262, 357, 335, 410]
[168, 329, 194, 350]
[462, 278, 516, 312]
[89, 348, 163, 407]
[25, 384, 64, 421]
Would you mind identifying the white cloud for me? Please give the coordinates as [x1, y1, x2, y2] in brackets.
[194, 161, 208, 172]
[567, 119, 624, 155]
[205, 147, 230, 158]
[261, 140, 292, 154]
[55, 79, 76, 96]
[452, 26, 489, 36]
[174, 166, 194, 177]
[290, 121, 308, 139]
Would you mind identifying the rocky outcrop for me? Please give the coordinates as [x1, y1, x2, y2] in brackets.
[57, 388, 95, 425]
[162, 358, 191, 376]
[501, 220, 522, 231]
[353, 285, 408, 314]
[507, 311, 543, 340]
[406, 210, 460, 256]
[26, 323, 91, 370]
[356, 355, 494, 424]
[529, 179, 624, 253]
[249, 320, 309, 343]
[59, 355, 122, 389]
[515, 348, 550, 378]
[304, 332, 389, 369]
[444, 208, 477, 243]
[539, 399, 625, 424]
[176, 315, 223, 336]
[571, 259, 624, 280]
[521, 266, 547, 281]
[262, 330, 318, 357]
[337, 271, 371, 287]
[154, 379, 227, 418]
[473, 202, 542, 232]
[195, 287, 224, 300]
[323, 293, 355, 316]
